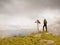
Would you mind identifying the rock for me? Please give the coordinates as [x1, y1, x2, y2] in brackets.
[34, 34, 41, 37]
[40, 40, 55, 44]
[47, 40, 54, 44]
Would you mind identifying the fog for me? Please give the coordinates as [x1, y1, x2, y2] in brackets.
[0, 0, 60, 37]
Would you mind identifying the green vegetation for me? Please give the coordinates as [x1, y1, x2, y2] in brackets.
[0, 32, 60, 45]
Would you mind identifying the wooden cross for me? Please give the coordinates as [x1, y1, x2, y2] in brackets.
[35, 20, 41, 32]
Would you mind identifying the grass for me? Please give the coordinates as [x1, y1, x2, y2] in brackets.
[0, 32, 60, 45]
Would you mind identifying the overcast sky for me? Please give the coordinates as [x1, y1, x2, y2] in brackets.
[0, 0, 60, 36]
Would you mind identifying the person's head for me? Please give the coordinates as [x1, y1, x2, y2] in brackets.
[44, 18, 46, 20]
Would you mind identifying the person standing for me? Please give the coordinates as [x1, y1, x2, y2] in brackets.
[43, 19, 47, 32]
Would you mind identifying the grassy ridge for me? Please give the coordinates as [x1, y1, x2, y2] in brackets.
[0, 32, 60, 45]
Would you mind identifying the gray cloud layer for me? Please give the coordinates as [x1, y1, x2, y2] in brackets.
[0, 0, 60, 13]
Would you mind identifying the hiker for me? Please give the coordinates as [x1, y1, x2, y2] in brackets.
[43, 19, 47, 32]
[35, 19, 41, 32]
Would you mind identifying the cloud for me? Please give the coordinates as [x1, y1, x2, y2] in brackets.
[0, 0, 60, 14]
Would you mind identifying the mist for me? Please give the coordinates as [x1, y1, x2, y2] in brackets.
[0, 0, 60, 37]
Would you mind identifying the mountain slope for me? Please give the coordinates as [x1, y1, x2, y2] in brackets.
[0, 32, 60, 45]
